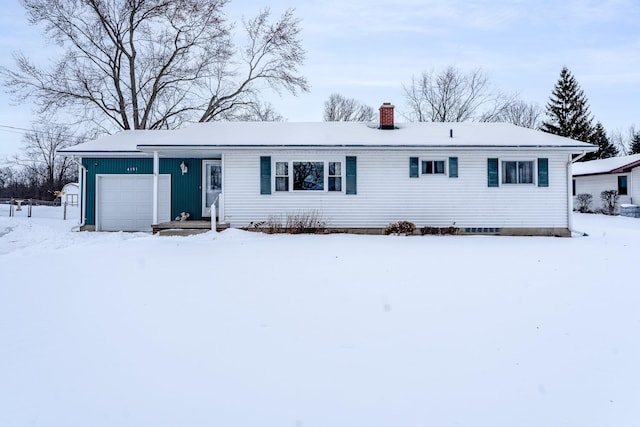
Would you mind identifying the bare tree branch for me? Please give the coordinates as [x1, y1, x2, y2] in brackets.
[1, 1, 306, 131]
[323, 93, 375, 122]
[481, 99, 542, 129]
[198, 8, 308, 122]
[402, 66, 507, 122]
[12, 121, 86, 194]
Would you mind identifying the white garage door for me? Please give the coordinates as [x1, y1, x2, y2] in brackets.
[97, 174, 171, 231]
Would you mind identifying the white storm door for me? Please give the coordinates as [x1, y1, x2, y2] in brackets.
[202, 160, 222, 217]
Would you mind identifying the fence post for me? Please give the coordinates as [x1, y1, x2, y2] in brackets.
[9, 198, 14, 217]
[28, 199, 32, 218]
[64, 202, 68, 220]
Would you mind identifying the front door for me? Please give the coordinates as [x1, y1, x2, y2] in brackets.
[202, 159, 222, 217]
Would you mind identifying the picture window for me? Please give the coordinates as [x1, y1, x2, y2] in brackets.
[502, 161, 534, 184]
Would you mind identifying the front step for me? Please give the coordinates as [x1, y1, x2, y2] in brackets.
[152, 220, 230, 235]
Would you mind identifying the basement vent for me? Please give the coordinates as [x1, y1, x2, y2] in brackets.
[464, 227, 502, 234]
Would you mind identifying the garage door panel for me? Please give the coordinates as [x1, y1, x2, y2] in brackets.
[97, 175, 171, 231]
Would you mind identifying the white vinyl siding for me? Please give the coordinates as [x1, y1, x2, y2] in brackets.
[221, 150, 570, 229]
[633, 167, 640, 205]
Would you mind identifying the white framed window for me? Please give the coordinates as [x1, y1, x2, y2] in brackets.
[275, 161, 289, 192]
[274, 159, 343, 192]
[328, 162, 342, 191]
[421, 160, 445, 175]
[502, 160, 534, 184]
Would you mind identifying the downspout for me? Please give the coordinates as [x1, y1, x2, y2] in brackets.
[71, 157, 87, 231]
[568, 151, 588, 236]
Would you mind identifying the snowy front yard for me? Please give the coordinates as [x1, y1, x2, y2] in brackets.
[1, 205, 639, 427]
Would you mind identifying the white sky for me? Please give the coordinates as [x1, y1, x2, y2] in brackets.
[1, 0, 639, 162]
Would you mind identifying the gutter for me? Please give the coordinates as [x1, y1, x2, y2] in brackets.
[568, 151, 589, 236]
[134, 143, 594, 151]
[70, 157, 87, 231]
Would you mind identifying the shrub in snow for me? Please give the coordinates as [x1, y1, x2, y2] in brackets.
[575, 193, 593, 213]
[384, 221, 416, 236]
[284, 210, 326, 234]
[600, 190, 619, 215]
[249, 210, 326, 234]
[249, 215, 284, 233]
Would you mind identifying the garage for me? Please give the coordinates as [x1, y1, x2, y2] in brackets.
[96, 174, 171, 231]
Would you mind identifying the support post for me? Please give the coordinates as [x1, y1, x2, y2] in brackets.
[152, 151, 159, 225]
[9, 198, 13, 217]
[210, 202, 217, 234]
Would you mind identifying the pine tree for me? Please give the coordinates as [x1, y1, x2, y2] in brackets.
[541, 67, 595, 143]
[629, 131, 640, 155]
[583, 122, 618, 161]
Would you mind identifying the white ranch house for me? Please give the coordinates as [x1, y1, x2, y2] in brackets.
[60, 104, 596, 236]
[572, 154, 640, 212]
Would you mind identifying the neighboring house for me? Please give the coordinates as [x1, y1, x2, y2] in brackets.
[59, 103, 596, 236]
[572, 154, 640, 212]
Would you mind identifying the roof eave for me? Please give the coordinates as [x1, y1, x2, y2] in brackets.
[57, 150, 146, 157]
[135, 144, 596, 151]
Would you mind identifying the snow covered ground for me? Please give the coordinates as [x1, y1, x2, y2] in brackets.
[1, 204, 639, 427]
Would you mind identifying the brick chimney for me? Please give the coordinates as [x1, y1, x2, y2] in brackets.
[379, 102, 395, 129]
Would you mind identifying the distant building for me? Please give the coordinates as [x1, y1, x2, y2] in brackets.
[573, 154, 640, 212]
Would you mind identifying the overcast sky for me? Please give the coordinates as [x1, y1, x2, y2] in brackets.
[1, 0, 639, 162]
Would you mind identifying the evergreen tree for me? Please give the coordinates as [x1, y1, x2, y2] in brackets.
[541, 67, 594, 143]
[583, 122, 618, 161]
[630, 131, 640, 155]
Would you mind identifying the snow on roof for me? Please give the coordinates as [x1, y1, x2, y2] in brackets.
[572, 154, 640, 176]
[60, 121, 597, 155]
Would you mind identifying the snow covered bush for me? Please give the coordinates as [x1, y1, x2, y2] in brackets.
[384, 221, 416, 235]
[575, 193, 593, 213]
[600, 190, 619, 215]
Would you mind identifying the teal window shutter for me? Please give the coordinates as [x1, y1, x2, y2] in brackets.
[487, 158, 499, 187]
[260, 156, 271, 195]
[346, 156, 357, 195]
[449, 157, 458, 178]
[538, 158, 549, 187]
[410, 157, 419, 178]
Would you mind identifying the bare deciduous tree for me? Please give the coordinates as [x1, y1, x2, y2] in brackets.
[17, 123, 83, 191]
[9, 122, 83, 197]
[403, 66, 507, 122]
[1, 1, 307, 131]
[628, 126, 640, 155]
[484, 99, 543, 129]
[323, 93, 375, 122]
[218, 99, 284, 122]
